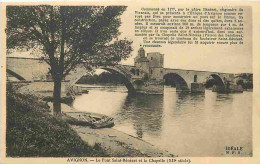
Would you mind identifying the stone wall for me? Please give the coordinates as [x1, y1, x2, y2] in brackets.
[17, 81, 69, 97]
[147, 52, 164, 68]
[7, 57, 49, 81]
[150, 67, 164, 82]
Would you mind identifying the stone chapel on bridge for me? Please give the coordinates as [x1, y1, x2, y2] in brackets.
[133, 46, 164, 83]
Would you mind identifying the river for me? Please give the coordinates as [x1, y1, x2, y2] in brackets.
[72, 85, 252, 157]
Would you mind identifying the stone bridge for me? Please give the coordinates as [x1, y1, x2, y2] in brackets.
[6, 56, 243, 94]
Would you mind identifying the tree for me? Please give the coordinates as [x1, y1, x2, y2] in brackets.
[6, 5, 133, 117]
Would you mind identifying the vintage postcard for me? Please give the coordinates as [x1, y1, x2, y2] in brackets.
[1, 0, 260, 163]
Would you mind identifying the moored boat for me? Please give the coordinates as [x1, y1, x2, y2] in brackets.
[63, 112, 114, 128]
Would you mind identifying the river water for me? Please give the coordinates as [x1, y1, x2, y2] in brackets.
[72, 85, 252, 157]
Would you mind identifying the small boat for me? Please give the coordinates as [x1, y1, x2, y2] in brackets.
[91, 116, 114, 129]
[64, 112, 114, 128]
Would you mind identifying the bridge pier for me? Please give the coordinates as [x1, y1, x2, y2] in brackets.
[183, 82, 243, 94]
[212, 84, 243, 93]
[133, 84, 164, 95]
[191, 83, 205, 93]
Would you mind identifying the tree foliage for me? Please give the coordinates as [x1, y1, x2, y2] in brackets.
[7, 5, 133, 77]
[6, 5, 133, 116]
[235, 73, 253, 89]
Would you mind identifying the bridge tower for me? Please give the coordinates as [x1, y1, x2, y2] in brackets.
[131, 47, 165, 94]
[134, 46, 149, 77]
[147, 52, 164, 83]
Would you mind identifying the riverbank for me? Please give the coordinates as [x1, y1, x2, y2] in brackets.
[9, 82, 175, 157]
[47, 102, 175, 157]
[6, 84, 106, 157]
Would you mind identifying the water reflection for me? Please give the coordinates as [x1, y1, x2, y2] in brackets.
[114, 94, 164, 138]
[176, 92, 205, 108]
[216, 93, 233, 103]
[164, 90, 206, 118]
[72, 85, 252, 157]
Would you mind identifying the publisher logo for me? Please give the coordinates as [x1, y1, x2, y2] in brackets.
[225, 146, 243, 155]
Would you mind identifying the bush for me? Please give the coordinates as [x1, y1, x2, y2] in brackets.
[6, 84, 106, 157]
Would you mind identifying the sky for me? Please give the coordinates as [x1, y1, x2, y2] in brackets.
[7, 5, 252, 74]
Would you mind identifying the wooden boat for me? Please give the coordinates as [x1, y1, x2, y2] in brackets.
[91, 116, 114, 129]
[64, 112, 114, 128]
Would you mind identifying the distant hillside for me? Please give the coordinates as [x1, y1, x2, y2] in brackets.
[76, 72, 124, 85]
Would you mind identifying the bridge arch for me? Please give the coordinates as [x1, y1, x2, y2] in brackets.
[6, 69, 26, 81]
[205, 74, 226, 92]
[163, 73, 189, 91]
[73, 67, 136, 94]
[98, 67, 136, 94]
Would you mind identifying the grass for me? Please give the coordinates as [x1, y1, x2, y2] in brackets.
[6, 84, 106, 157]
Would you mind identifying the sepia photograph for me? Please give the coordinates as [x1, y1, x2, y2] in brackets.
[1, 1, 260, 163]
